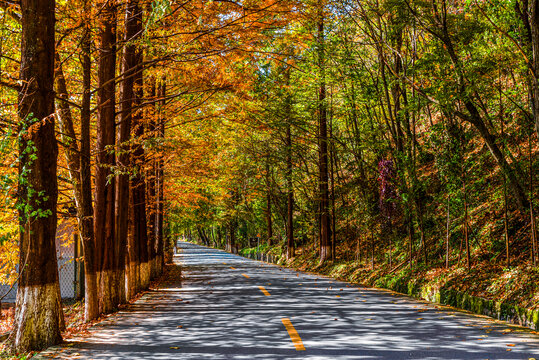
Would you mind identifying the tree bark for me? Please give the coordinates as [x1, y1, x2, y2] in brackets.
[155, 79, 166, 273]
[95, 0, 118, 314]
[54, 45, 98, 321]
[265, 161, 273, 246]
[80, 1, 98, 321]
[130, 46, 150, 290]
[228, 220, 237, 254]
[329, 108, 336, 262]
[117, 0, 142, 301]
[526, 0, 539, 138]
[146, 77, 158, 279]
[286, 114, 294, 260]
[317, 1, 331, 264]
[11, 0, 63, 351]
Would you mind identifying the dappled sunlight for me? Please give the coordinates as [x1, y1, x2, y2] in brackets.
[38, 242, 539, 359]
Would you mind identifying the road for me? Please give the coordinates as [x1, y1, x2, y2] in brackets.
[37, 241, 539, 359]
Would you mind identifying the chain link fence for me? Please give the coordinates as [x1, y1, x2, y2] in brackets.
[0, 225, 83, 303]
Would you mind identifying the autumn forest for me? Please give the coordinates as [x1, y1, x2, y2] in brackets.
[1, 0, 539, 355]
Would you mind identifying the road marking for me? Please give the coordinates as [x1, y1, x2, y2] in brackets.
[242, 273, 250, 278]
[258, 286, 270, 296]
[281, 318, 305, 351]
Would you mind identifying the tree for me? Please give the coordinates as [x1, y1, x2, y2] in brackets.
[317, 0, 331, 263]
[94, 0, 118, 314]
[118, 0, 142, 302]
[10, 0, 63, 351]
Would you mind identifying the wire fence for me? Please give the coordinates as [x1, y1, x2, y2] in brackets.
[0, 231, 83, 303]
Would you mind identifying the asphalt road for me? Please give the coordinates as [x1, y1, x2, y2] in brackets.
[37, 241, 539, 359]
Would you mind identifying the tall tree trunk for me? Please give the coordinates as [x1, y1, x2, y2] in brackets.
[80, 1, 98, 321]
[286, 115, 294, 260]
[317, 1, 331, 264]
[130, 50, 150, 290]
[527, 0, 539, 138]
[11, 0, 63, 351]
[265, 161, 273, 246]
[501, 119, 511, 268]
[284, 67, 295, 259]
[155, 79, 166, 273]
[118, 0, 142, 301]
[95, 0, 118, 314]
[147, 77, 158, 279]
[445, 197, 450, 269]
[529, 135, 538, 266]
[408, 215, 414, 271]
[54, 48, 98, 321]
[228, 220, 237, 254]
[464, 174, 470, 269]
[329, 96, 336, 262]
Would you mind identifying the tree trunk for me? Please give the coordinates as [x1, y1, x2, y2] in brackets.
[80, 1, 98, 321]
[464, 174, 470, 269]
[55, 45, 98, 321]
[329, 103, 336, 263]
[130, 54, 150, 290]
[529, 135, 538, 266]
[126, 201, 138, 298]
[317, 1, 331, 264]
[228, 221, 237, 254]
[445, 197, 450, 269]
[286, 121, 294, 260]
[265, 161, 273, 246]
[155, 79, 166, 273]
[408, 215, 414, 271]
[501, 120, 510, 268]
[528, 0, 539, 138]
[11, 0, 63, 351]
[117, 0, 142, 300]
[95, 0, 118, 314]
[147, 77, 158, 279]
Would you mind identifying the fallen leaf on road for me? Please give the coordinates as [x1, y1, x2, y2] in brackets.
[507, 344, 516, 347]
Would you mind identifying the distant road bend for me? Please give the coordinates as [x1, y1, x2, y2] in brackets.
[37, 241, 539, 359]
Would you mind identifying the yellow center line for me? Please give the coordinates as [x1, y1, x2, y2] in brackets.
[281, 318, 305, 351]
[258, 286, 271, 296]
